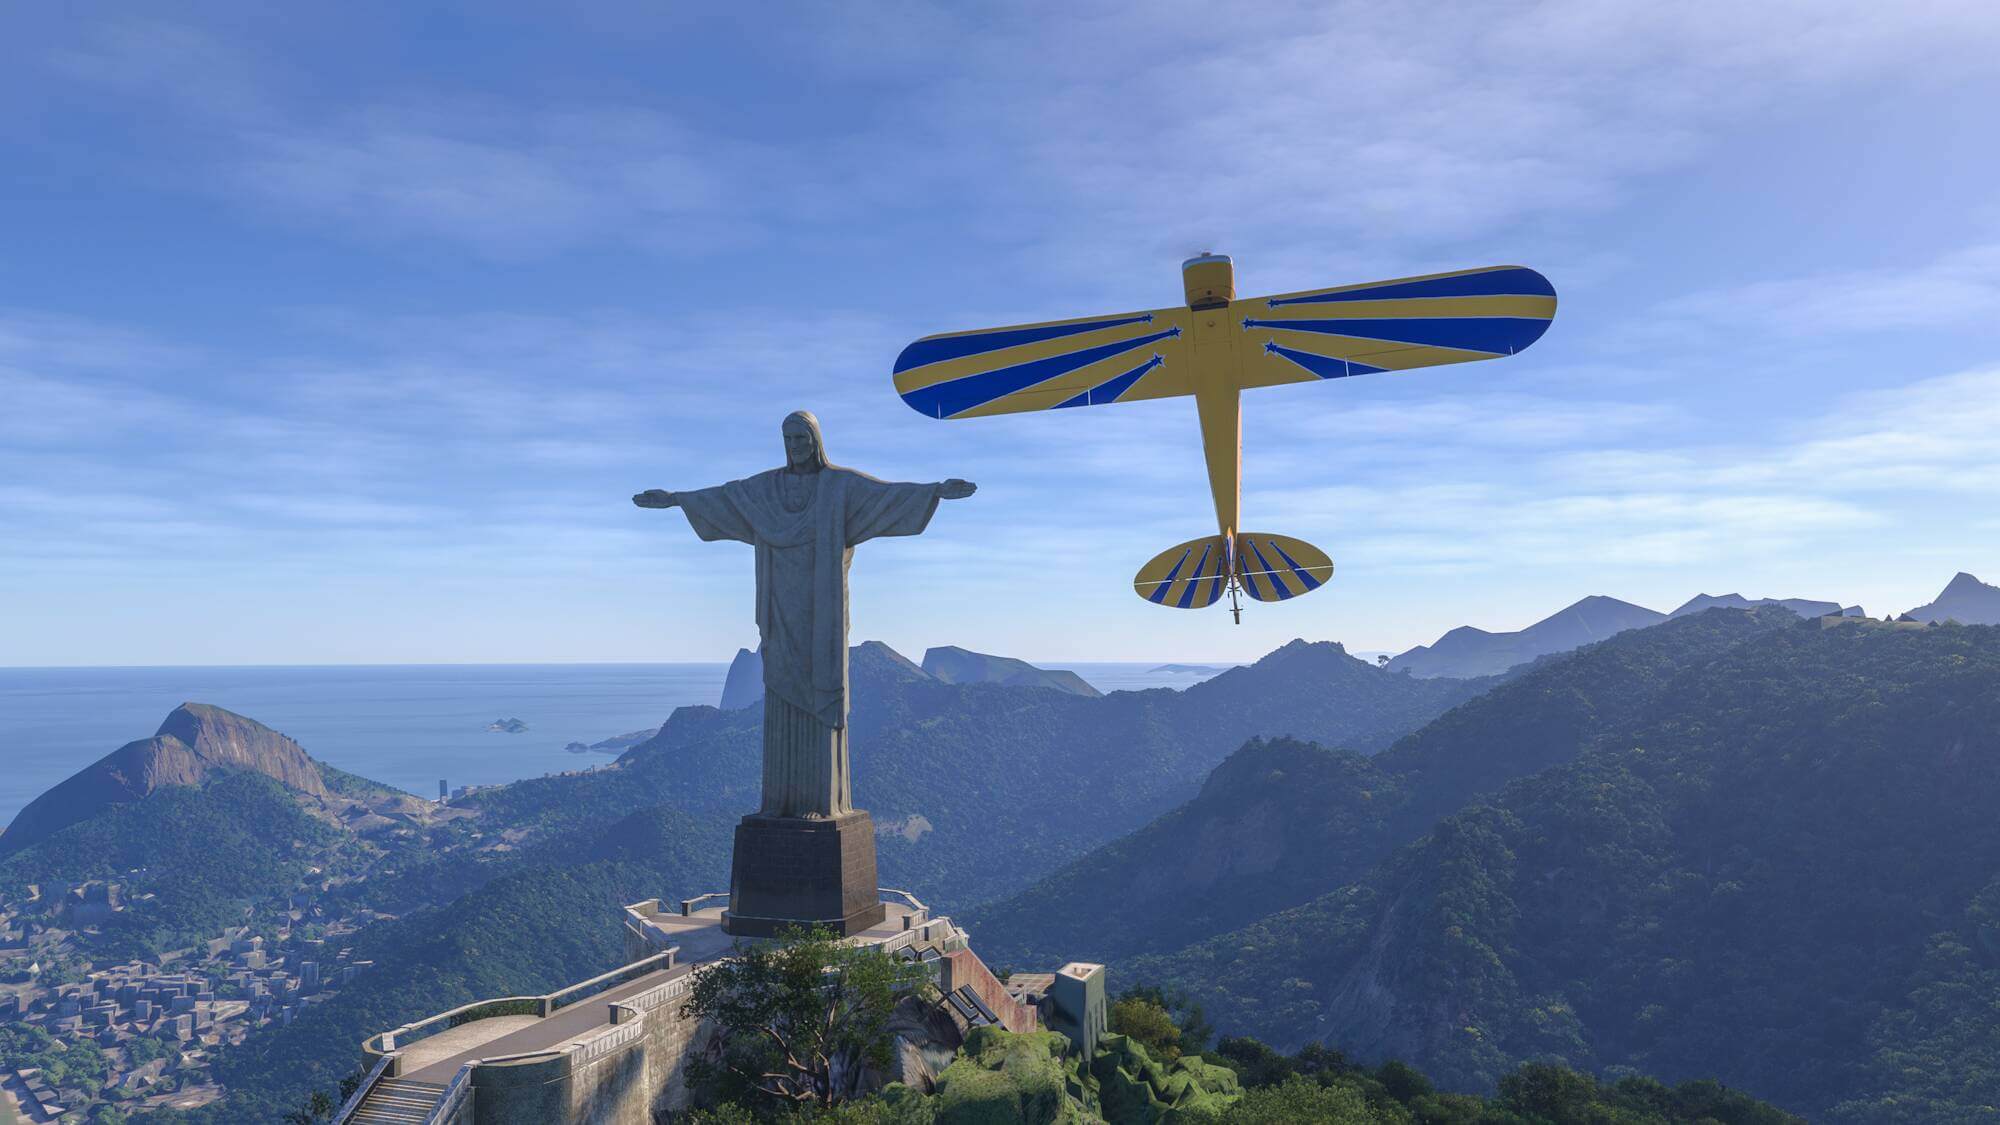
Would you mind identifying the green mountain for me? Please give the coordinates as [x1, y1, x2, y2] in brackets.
[0, 706, 460, 961]
[2, 703, 332, 853]
[966, 607, 1795, 968]
[1132, 618, 2000, 1119]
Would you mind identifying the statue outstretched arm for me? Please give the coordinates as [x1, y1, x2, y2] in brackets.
[633, 489, 679, 509]
[842, 473, 975, 545]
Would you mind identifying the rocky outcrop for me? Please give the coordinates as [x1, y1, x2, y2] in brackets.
[2, 703, 328, 853]
[921, 646, 1101, 697]
[719, 647, 764, 710]
[1906, 571, 2000, 624]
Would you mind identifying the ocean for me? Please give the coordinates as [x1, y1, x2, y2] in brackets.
[0, 662, 1223, 827]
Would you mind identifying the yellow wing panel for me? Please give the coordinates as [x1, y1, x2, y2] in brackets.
[895, 307, 1194, 419]
[1134, 535, 1231, 609]
[1234, 265, 1557, 390]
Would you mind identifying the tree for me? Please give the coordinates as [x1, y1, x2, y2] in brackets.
[682, 925, 933, 1111]
[280, 1088, 334, 1123]
[1114, 984, 1216, 1058]
[1109, 994, 1183, 1061]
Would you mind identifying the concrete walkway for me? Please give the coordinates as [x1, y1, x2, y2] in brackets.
[395, 1015, 541, 1075]
[402, 964, 693, 1084]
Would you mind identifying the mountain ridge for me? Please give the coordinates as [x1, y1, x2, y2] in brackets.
[966, 606, 1797, 968]
[3, 703, 329, 853]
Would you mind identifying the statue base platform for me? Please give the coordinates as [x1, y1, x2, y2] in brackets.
[722, 810, 887, 937]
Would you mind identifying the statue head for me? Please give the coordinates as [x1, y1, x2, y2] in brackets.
[781, 411, 830, 473]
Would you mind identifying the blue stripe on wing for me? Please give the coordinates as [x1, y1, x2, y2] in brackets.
[1176, 542, 1214, 608]
[894, 314, 1155, 374]
[1053, 354, 1165, 409]
[1244, 316, 1550, 356]
[1243, 538, 1294, 600]
[1267, 267, 1554, 308]
[1148, 546, 1192, 604]
[901, 327, 1181, 418]
[1261, 341, 1386, 380]
[1268, 540, 1323, 591]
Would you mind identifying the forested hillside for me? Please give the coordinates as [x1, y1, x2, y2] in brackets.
[1133, 619, 2000, 1119]
[967, 608, 1794, 968]
[154, 804, 730, 1123]
[465, 638, 1489, 906]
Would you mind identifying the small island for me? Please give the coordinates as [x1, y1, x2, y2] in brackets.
[1147, 663, 1227, 675]
[486, 717, 529, 734]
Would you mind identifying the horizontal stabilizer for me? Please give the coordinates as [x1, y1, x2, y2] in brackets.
[1237, 533, 1333, 602]
[1134, 535, 1230, 609]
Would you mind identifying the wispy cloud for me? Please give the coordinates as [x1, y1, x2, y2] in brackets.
[1656, 243, 2000, 337]
[43, 3, 2000, 275]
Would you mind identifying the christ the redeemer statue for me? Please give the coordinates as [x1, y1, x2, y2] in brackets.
[634, 411, 973, 934]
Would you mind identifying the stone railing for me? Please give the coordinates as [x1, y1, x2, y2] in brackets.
[623, 971, 695, 1015]
[366, 995, 546, 1060]
[879, 887, 929, 914]
[545, 950, 676, 1013]
[570, 1006, 649, 1065]
[423, 1064, 473, 1125]
[330, 1053, 393, 1124]
[678, 891, 730, 916]
[363, 950, 677, 1066]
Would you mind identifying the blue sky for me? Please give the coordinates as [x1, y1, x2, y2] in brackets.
[3, 2, 1998, 666]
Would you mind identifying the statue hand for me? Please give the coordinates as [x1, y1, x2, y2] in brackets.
[939, 479, 977, 500]
[633, 489, 678, 509]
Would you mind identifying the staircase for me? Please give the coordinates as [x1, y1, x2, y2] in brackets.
[345, 1077, 447, 1124]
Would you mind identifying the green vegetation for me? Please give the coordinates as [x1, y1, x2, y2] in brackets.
[0, 1024, 112, 1101]
[1134, 619, 2000, 1118]
[672, 977, 1792, 1123]
[931, 1027, 1088, 1123]
[971, 608, 1793, 967]
[0, 771, 341, 961]
[685, 925, 934, 1110]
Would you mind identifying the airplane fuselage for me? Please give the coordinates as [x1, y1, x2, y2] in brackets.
[1183, 254, 1243, 548]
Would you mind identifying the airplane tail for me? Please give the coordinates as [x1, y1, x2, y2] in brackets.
[1234, 532, 1334, 602]
[1133, 532, 1333, 616]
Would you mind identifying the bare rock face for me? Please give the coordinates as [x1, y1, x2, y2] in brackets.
[1, 703, 327, 853]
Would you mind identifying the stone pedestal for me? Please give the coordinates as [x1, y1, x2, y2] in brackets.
[722, 811, 886, 937]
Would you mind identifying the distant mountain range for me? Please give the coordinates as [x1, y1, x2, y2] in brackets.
[1386, 594, 1668, 679]
[582, 637, 1490, 907]
[715, 642, 1105, 708]
[1384, 586, 1905, 679]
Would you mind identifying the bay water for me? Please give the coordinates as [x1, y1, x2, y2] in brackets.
[0, 662, 1221, 826]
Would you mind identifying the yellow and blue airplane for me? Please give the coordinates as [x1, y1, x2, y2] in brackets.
[892, 255, 1556, 622]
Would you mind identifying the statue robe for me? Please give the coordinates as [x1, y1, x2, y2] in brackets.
[676, 466, 942, 817]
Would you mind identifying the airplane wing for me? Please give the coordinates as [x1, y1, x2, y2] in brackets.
[894, 307, 1195, 419]
[1234, 265, 1556, 389]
